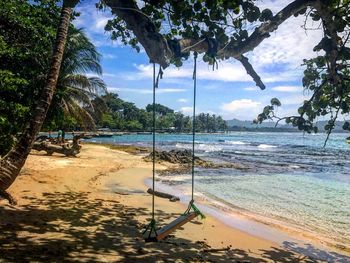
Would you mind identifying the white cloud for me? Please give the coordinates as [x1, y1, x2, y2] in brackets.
[122, 60, 252, 83]
[73, 3, 122, 48]
[86, 72, 115, 78]
[102, 53, 117, 59]
[103, 73, 117, 77]
[177, 98, 188, 103]
[261, 69, 303, 83]
[179, 107, 193, 115]
[271, 86, 301, 93]
[250, 10, 323, 68]
[280, 95, 310, 105]
[222, 99, 261, 112]
[74, 4, 112, 34]
[244, 87, 260, 91]
[221, 99, 262, 120]
[156, 88, 186, 94]
[94, 17, 110, 32]
[108, 87, 186, 94]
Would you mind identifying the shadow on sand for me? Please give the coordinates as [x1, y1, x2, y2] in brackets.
[0, 191, 348, 262]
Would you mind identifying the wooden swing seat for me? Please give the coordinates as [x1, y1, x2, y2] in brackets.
[152, 212, 197, 241]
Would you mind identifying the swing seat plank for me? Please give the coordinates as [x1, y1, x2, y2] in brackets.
[156, 212, 197, 241]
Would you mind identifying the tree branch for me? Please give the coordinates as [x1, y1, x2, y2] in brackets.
[104, 0, 318, 88]
[236, 55, 265, 90]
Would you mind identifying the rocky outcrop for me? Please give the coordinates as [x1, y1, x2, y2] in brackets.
[144, 149, 197, 164]
[144, 149, 247, 170]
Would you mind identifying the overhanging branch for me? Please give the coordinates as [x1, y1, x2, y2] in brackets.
[104, 0, 318, 88]
[236, 55, 265, 90]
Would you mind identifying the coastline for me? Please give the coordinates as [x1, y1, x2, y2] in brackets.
[0, 143, 348, 262]
[145, 171, 350, 259]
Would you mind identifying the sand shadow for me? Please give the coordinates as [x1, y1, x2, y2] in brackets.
[0, 191, 332, 262]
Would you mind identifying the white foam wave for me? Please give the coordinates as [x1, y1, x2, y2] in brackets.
[176, 142, 222, 152]
[225, 140, 247, 145]
[198, 143, 223, 152]
[289, 165, 300, 169]
[175, 143, 191, 149]
[258, 144, 277, 149]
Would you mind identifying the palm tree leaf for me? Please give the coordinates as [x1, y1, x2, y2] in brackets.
[65, 97, 96, 129]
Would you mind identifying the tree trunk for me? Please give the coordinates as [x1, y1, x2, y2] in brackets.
[0, 1, 78, 204]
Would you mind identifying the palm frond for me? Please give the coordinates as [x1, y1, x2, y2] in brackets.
[64, 97, 96, 129]
[65, 86, 94, 109]
[50, 27, 108, 129]
[61, 28, 103, 76]
[61, 74, 107, 95]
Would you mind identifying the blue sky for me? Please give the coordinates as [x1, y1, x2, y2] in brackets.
[73, 0, 323, 120]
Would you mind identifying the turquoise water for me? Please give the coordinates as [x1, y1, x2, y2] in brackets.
[88, 132, 350, 247]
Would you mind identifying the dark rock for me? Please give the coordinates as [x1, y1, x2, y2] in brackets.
[145, 149, 248, 170]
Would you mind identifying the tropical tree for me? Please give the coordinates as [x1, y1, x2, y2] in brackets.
[0, 0, 79, 204]
[45, 28, 107, 130]
[146, 103, 174, 116]
[0, 0, 61, 155]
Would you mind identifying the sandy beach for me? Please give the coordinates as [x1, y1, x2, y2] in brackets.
[0, 144, 344, 262]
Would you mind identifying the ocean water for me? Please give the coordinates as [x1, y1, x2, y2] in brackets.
[87, 132, 350, 249]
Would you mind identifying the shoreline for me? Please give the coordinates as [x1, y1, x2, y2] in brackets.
[87, 140, 350, 257]
[145, 176, 350, 259]
[93, 141, 350, 256]
[1, 144, 349, 262]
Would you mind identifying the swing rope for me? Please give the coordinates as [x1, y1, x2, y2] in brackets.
[191, 51, 197, 202]
[151, 62, 156, 221]
[143, 52, 204, 242]
[184, 51, 205, 219]
[142, 62, 158, 241]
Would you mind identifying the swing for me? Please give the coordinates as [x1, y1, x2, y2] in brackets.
[143, 52, 204, 242]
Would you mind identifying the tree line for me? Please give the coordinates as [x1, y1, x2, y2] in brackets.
[92, 93, 228, 132]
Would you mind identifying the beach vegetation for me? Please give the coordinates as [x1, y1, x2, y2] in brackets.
[0, 0, 79, 203]
[93, 93, 228, 132]
[44, 28, 107, 131]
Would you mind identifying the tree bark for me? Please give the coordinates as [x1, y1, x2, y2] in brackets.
[0, 1, 78, 204]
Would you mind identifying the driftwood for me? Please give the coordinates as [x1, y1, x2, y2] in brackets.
[32, 134, 83, 157]
[147, 188, 180, 202]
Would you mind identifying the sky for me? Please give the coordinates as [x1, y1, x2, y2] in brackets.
[73, 0, 324, 121]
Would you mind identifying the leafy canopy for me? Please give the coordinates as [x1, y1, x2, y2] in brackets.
[0, 0, 60, 155]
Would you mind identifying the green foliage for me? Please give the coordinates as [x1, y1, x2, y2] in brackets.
[0, 1, 106, 155]
[0, 0, 60, 156]
[94, 93, 227, 132]
[252, 0, 350, 143]
[100, 0, 267, 63]
[146, 103, 174, 116]
[43, 28, 107, 131]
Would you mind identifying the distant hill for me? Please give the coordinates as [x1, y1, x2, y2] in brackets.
[225, 118, 348, 133]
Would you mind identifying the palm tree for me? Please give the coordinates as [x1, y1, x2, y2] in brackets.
[0, 0, 79, 204]
[46, 28, 107, 130]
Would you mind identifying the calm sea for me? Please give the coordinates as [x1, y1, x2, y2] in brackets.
[87, 132, 350, 250]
